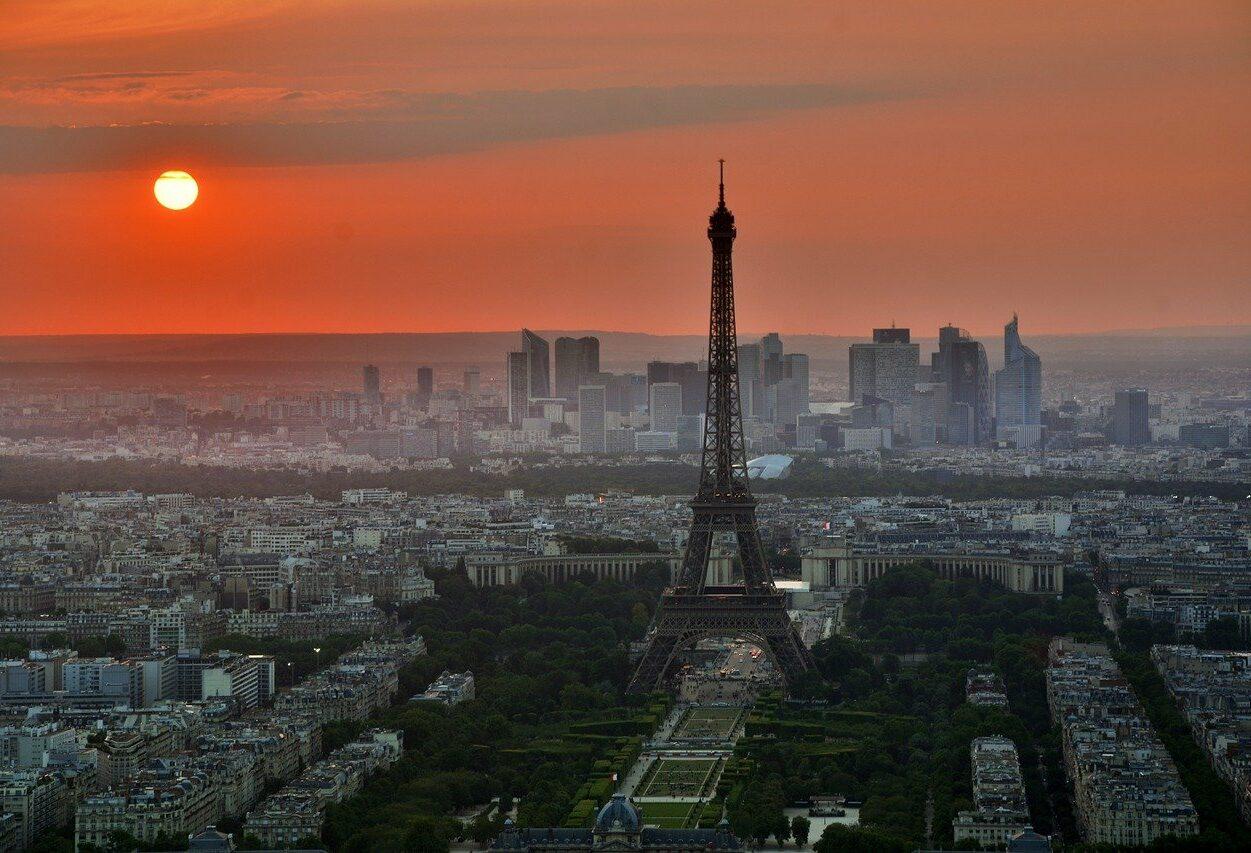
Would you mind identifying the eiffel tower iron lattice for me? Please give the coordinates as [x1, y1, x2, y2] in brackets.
[627, 163, 817, 694]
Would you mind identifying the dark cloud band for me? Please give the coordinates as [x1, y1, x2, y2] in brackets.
[0, 83, 904, 174]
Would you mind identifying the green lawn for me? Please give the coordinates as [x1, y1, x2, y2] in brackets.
[635, 800, 698, 828]
[674, 707, 743, 739]
[637, 758, 719, 797]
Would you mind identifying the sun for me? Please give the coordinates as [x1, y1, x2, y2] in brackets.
[154, 170, 198, 210]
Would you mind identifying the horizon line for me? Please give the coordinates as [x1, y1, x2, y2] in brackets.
[1, 323, 1250, 341]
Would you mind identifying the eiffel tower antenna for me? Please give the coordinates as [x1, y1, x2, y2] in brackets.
[627, 164, 816, 694]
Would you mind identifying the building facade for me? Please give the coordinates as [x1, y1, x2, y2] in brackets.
[994, 315, 1043, 447]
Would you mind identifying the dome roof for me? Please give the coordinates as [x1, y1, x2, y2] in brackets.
[594, 794, 640, 832]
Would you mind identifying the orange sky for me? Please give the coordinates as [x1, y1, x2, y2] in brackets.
[2, 1, 1249, 337]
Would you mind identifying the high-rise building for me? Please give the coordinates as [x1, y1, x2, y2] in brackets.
[950, 340, 992, 445]
[151, 396, 188, 428]
[605, 426, 636, 454]
[913, 382, 946, 446]
[760, 332, 784, 385]
[737, 344, 762, 418]
[1178, 423, 1229, 449]
[416, 366, 434, 396]
[462, 368, 480, 395]
[506, 352, 528, 426]
[782, 353, 810, 416]
[649, 382, 683, 432]
[554, 336, 600, 403]
[521, 329, 550, 399]
[577, 385, 606, 453]
[739, 333, 809, 423]
[994, 315, 1043, 447]
[768, 379, 805, 428]
[647, 361, 705, 415]
[795, 413, 821, 449]
[589, 371, 646, 415]
[848, 328, 920, 407]
[872, 327, 911, 344]
[933, 327, 991, 445]
[1112, 389, 1150, 445]
[362, 364, 381, 406]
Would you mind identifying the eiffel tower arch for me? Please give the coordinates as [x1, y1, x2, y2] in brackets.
[627, 164, 817, 695]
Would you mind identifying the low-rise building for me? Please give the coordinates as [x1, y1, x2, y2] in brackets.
[1046, 639, 1198, 846]
[952, 736, 1033, 849]
[411, 670, 475, 706]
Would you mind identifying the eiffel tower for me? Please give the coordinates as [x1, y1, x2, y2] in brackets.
[627, 163, 817, 694]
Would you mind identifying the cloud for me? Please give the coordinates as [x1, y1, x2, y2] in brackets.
[0, 83, 907, 174]
[54, 71, 193, 82]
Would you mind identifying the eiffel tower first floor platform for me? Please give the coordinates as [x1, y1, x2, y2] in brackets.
[626, 587, 818, 695]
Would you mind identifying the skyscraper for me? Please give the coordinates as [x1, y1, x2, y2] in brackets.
[782, 353, 810, 415]
[462, 368, 480, 395]
[577, 385, 606, 453]
[362, 364, 381, 406]
[994, 315, 1043, 447]
[649, 382, 682, 432]
[913, 382, 946, 446]
[554, 336, 600, 403]
[589, 371, 646, 414]
[932, 324, 967, 381]
[521, 329, 550, 399]
[737, 343, 762, 418]
[848, 328, 920, 406]
[760, 332, 783, 386]
[949, 340, 992, 445]
[1112, 388, 1150, 445]
[933, 326, 991, 445]
[416, 366, 434, 396]
[647, 361, 705, 416]
[873, 327, 911, 344]
[506, 352, 528, 426]
[767, 379, 805, 429]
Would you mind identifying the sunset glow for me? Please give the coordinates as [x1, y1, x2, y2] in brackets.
[1, 1, 1248, 336]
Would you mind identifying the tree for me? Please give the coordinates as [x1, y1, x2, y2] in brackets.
[0, 637, 29, 658]
[469, 809, 499, 844]
[791, 815, 811, 845]
[774, 813, 793, 844]
[1202, 617, 1242, 650]
[813, 824, 911, 853]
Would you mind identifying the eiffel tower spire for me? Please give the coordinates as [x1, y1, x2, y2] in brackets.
[626, 165, 816, 694]
[682, 162, 770, 591]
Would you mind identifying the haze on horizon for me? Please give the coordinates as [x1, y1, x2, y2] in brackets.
[2, 1, 1249, 338]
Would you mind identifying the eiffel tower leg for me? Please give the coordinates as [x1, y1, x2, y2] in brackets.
[734, 522, 769, 591]
[680, 522, 714, 590]
[765, 626, 818, 685]
[627, 628, 683, 694]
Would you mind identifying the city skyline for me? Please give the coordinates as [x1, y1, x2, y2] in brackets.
[3, 2, 1249, 336]
[3, 6, 1251, 853]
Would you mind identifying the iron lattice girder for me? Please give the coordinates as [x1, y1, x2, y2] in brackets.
[627, 172, 817, 695]
[678, 503, 773, 592]
[626, 591, 816, 694]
